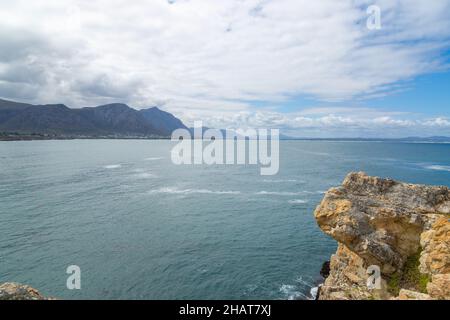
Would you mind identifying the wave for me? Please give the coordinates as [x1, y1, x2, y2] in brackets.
[288, 199, 308, 204]
[144, 157, 164, 161]
[277, 276, 317, 300]
[103, 164, 122, 169]
[279, 284, 308, 300]
[134, 172, 157, 179]
[302, 190, 327, 195]
[256, 191, 304, 196]
[256, 190, 323, 196]
[310, 286, 319, 300]
[263, 179, 303, 183]
[147, 188, 322, 197]
[425, 165, 450, 172]
[131, 168, 157, 179]
[148, 187, 241, 195]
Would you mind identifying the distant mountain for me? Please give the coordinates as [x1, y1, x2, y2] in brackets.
[399, 136, 450, 143]
[139, 107, 188, 136]
[0, 99, 33, 110]
[279, 136, 450, 142]
[0, 98, 188, 138]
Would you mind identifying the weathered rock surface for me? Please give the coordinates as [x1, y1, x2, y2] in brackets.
[420, 216, 450, 275]
[397, 289, 432, 300]
[315, 172, 450, 300]
[0, 283, 49, 300]
[426, 274, 450, 300]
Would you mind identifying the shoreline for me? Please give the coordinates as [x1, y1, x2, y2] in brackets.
[1, 134, 450, 144]
[0, 135, 172, 141]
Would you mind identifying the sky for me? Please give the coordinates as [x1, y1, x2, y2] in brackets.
[0, 0, 449, 137]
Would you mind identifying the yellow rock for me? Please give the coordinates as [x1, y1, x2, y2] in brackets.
[398, 289, 432, 300]
[315, 172, 450, 300]
[427, 274, 450, 300]
[420, 216, 450, 275]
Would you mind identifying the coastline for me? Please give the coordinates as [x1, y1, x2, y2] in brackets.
[2, 134, 450, 144]
[0, 134, 172, 141]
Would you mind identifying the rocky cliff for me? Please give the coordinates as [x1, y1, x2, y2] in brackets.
[0, 283, 50, 300]
[314, 172, 449, 300]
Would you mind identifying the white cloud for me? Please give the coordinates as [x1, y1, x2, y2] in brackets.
[0, 0, 449, 136]
[190, 107, 450, 137]
[423, 117, 450, 127]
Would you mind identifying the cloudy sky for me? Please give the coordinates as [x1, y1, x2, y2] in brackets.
[0, 0, 449, 137]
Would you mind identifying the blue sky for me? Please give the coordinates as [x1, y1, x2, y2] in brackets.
[368, 72, 450, 117]
[0, 0, 449, 137]
[276, 70, 450, 117]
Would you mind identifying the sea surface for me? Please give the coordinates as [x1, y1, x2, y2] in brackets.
[0, 140, 449, 300]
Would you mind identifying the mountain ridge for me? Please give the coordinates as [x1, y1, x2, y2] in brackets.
[0, 98, 188, 139]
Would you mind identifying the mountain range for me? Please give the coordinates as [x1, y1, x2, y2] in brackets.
[0, 98, 187, 139]
[1, 98, 449, 142]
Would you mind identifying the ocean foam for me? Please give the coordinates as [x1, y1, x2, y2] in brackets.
[425, 165, 450, 172]
[310, 286, 319, 300]
[263, 179, 302, 183]
[288, 199, 308, 204]
[303, 190, 327, 195]
[144, 157, 164, 161]
[256, 190, 314, 196]
[104, 164, 122, 169]
[277, 276, 320, 300]
[279, 284, 306, 300]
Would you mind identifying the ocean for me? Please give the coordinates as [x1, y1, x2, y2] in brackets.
[0, 140, 449, 300]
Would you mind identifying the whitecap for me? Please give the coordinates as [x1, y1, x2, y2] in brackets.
[295, 276, 315, 288]
[104, 164, 122, 169]
[256, 191, 305, 196]
[144, 157, 164, 161]
[288, 199, 308, 204]
[302, 190, 327, 195]
[279, 284, 307, 300]
[148, 187, 241, 195]
[135, 172, 157, 179]
[310, 286, 319, 300]
[263, 179, 302, 183]
[425, 165, 450, 172]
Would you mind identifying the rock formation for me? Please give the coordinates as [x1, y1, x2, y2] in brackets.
[314, 172, 450, 300]
[0, 283, 50, 300]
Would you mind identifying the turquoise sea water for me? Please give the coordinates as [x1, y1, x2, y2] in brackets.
[0, 140, 449, 300]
